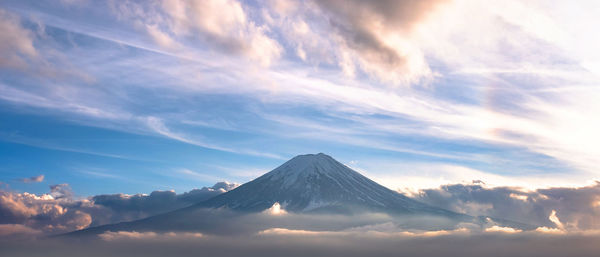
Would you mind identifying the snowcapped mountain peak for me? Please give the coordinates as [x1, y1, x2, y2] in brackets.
[281, 153, 332, 166]
[263, 153, 350, 187]
[196, 153, 461, 216]
[283, 153, 335, 166]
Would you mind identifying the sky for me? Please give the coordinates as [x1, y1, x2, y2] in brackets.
[6, 1, 600, 254]
[2, 0, 600, 199]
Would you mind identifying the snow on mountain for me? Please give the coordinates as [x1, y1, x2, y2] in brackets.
[197, 153, 460, 216]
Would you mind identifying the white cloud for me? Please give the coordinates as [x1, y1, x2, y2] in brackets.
[0, 182, 237, 238]
[20, 175, 44, 183]
[485, 226, 522, 233]
[258, 226, 471, 238]
[259, 0, 445, 85]
[509, 193, 528, 202]
[0, 9, 38, 70]
[535, 226, 565, 234]
[0, 187, 92, 235]
[258, 228, 328, 236]
[549, 210, 564, 230]
[101, 231, 163, 241]
[144, 116, 283, 159]
[264, 202, 287, 216]
[145, 24, 178, 49]
[160, 0, 282, 66]
[99, 230, 204, 241]
[0, 83, 126, 120]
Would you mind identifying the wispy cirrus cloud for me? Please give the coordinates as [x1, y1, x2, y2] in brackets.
[0, 0, 600, 190]
[144, 116, 284, 159]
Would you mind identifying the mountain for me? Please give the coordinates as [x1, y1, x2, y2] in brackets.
[197, 153, 459, 216]
[65, 153, 531, 237]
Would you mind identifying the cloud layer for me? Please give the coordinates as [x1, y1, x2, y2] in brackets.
[0, 182, 237, 237]
[3, 179, 600, 257]
[413, 181, 600, 230]
[4, 224, 600, 257]
[4, 178, 600, 239]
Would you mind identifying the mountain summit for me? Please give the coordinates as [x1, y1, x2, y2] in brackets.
[197, 153, 458, 216]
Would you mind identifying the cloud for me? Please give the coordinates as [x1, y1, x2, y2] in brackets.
[0, 224, 41, 239]
[144, 116, 233, 152]
[258, 225, 471, 238]
[258, 0, 600, 179]
[145, 24, 178, 49]
[256, 0, 445, 84]
[0, 187, 92, 235]
[4, 184, 600, 256]
[484, 225, 521, 233]
[108, 0, 282, 66]
[107, 0, 442, 82]
[535, 226, 565, 234]
[99, 230, 203, 241]
[8, 230, 600, 257]
[90, 181, 238, 224]
[258, 227, 332, 236]
[355, 162, 582, 194]
[0, 8, 38, 70]
[50, 184, 73, 199]
[207, 181, 239, 192]
[144, 116, 283, 159]
[0, 8, 93, 81]
[163, 0, 282, 66]
[548, 210, 564, 230]
[312, 0, 445, 84]
[413, 182, 600, 230]
[99, 231, 158, 241]
[20, 175, 44, 183]
[0, 182, 237, 238]
[263, 202, 287, 216]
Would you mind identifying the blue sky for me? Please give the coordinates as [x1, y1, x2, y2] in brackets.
[2, 0, 600, 196]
